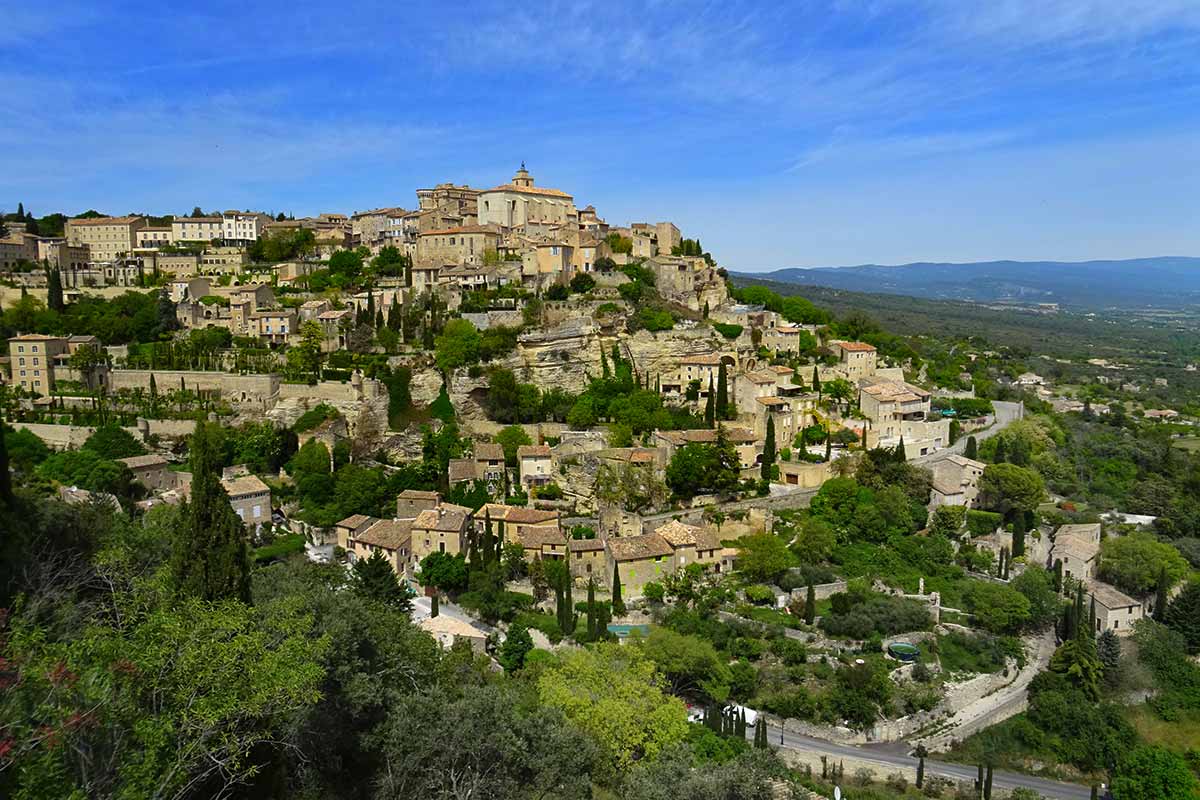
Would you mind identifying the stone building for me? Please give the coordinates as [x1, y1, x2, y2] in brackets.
[65, 215, 147, 263]
[477, 166, 575, 231]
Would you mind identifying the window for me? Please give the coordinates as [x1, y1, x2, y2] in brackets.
[253, 505, 262, 518]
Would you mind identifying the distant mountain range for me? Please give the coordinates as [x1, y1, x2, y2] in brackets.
[735, 257, 1200, 308]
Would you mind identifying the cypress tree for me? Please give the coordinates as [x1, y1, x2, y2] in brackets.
[824, 432, 832, 462]
[495, 519, 506, 562]
[563, 577, 576, 636]
[736, 708, 746, 739]
[1012, 514, 1026, 558]
[915, 744, 927, 788]
[1154, 565, 1169, 621]
[482, 510, 494, 564]
[1052, 559, 1063, 593]
[895, 436, 906, 463]
[997, 547, 1006, 579]
[984, 765, 994, 800]
[964, 435, 978, 460]
[761, 415, 776, 482]
[812, 366, 821, 399]
[388, 295, 402, 331]
[994, 437, 1007, 463]
[586, 577, 597, 641]
[804, 582, 816, 625]
[46, 267, 65, 312]
[600, 347, 609, 378]
[0, 420, 12, 506]
[612, 567, 625, 616]
[170, 421, 251, 602]
[704, 376, 715, 427]
[431, 592, 440, 618]
[716, 362, 729, 420]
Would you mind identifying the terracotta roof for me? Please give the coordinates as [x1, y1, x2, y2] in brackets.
[746, 370, 778, 384]
[413, 503, 472, 532]
[608, 532, 673, 561]
[756, 396, 789, 407]
[1090, 582, 1141, 609]
[118, 454, 169, 470]
[945, 454, 986, 470]
[569, 537, 605, 552]
[67, 215, 143, 226]
[1054, 537, 1098, 561]
[8, 333, 65, 341]
[659, 427, 759, 445]
[860, 381, 928, 403]
[358, 518, 412, 550]
[336, 514, 375, 534]
[836, 341, 877, 353]
[399, 489, 440, 500]
[516, 525, 567, 549]
[474, 442, 505, 462]
[447, 458, 478, 484]
[931, 477, 965, 495]
[680, 354, 724, 366]
[420, 224, 501, 237]
[481, 504, 561, 525]
[517, 445, 552, 458]
[482, 183, 573, 199]
[221, 474, 270, 497]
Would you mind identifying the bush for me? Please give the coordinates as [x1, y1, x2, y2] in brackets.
[965, 509, 1003, 537]
[744, 585, 775, 606]
[820, 588, 932, 639]
[712, 323, 743, 340]
[293, 403, 341, 433]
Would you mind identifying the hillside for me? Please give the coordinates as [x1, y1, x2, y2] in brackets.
[736, 257, 1200, 309]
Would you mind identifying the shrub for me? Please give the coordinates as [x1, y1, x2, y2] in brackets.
[965, 509, 1003, 537]
[712, 322, 743, 340]
[820, 589, 932, 639]
[744, 585, 775, 605]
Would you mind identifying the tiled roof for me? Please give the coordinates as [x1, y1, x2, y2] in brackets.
[679, 354, 723, 365]
[568, 537, 605, 552]
[447, 458, 478, 484]
[419, 614, 487, 640]
[654, 519, 722, 551]
[945, 454, 986, 470]
[399, 489, 440, 500]
[336, 514, 375, 533]
[474, 442, 505, 462]
[67, 215, 143, 226]
[221, 474, 270, 497]
[517, 445, 552, 458]
[1090, 581, 1140, 609]
[659, 427, 759, 445]
[358, 518, 412, 550]
[836, 341, 877, 352]
[608, 532, 673, 561]
[413, 503, 472, 532]
[516, 525, 567, 549]
[118, 454, 168, 470]
[481, 504, 560, 525]
[756, 396, 789, 407]
[482, 183, 573, 199]
[746, 370, 778, 384]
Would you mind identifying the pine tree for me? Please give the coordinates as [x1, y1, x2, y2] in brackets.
[170, 421, 251, 602]
[612, 567, 625, 616]
[353, 550, 412, 611]
[704, 376, 715, 427]
[431, 592, 440, 618]
[964, 435, 978, 460]
[716, 362, 729, 420]
[804, 582, 816, 625]
[761, 415, 776, 481]
[1012, 514, 1026, 558]
[1097, 628, 1121, 672]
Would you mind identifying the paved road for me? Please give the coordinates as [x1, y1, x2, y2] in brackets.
[913, 400, 1024, 467]
[754, 723, 1093, 800]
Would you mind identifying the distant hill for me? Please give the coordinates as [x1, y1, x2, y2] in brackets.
[735, 257, 1200, 308]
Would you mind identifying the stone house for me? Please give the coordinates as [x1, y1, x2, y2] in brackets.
[859, 379, 932, 441]
[569, 537, 606, 580]
[415, 225, 501, 268]
[607, 532, 675, 598]
[221, 473, 272, 528]
[654, 520, 722, 572]
[477, 166, 575, 231]
[418, 614, 488, 653]
[336, 514, 413, 575]
[929, 454, 987, 509]
[397, 489, 441, 520]
[653, 427, 761, 475]
[118, 454, 176, 492]
[7, 334, 68, 397]
[410, 502, 474, 561]
[1090, 581, 1144, 637]
[517, 445, 553, 489]
[832, 341, 878, 381]
[1052, 523, 1102, 583]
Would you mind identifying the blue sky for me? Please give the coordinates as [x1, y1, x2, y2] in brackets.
[2, 1, 1199, 270]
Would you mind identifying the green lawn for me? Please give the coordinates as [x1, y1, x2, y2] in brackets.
[252, 533, 306, 563]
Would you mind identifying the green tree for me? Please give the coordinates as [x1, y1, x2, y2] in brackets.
[46, 266, 65, 312]
[434, 318, 481, 373]
[171, 422, 251, 602]
[495, 425, 532, 467]
[82, 423, 145, 459]
[761, 415, 776, 482]
[1049, 636, 1103, 700]
[1111, 745, 1198, 800]
[295, 320, 324, 381]
[963, 580, 1031, 633]
[612, 566, 626, 616]
[704, 375, 715, 427]
[804, 582, 816, 625]
[791, 516, 837, 563]
[978, 463, 1045, 518]
[1163, 580, 1200, 653]
[1012, 513, 1027, 557]
[538, 643, 689, 776]
[418, 552, 468, 593]
[664, 429, 740, 500]
[736, 534, 796, 583]
[352, 550, 412, 611]
[1098, 532, 1189, 596]
[498, 625, 534, 672]
[715, 362, 730, 419]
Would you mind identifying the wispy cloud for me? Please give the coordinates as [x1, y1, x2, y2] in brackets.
[788, 128, 1030, 171]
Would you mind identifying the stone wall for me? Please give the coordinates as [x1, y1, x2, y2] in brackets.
[108, 370, 279, 406]
[12, 418, 197, 450]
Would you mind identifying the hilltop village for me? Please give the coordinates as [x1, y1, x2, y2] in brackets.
[4, 169, 1200, 799]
